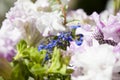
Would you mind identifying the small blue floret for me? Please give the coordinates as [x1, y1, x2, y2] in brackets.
[71, 25, 81, 29]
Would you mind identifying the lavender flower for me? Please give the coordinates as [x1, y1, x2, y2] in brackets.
[92, 12, 120, 43]
[0, 30, 20, 61]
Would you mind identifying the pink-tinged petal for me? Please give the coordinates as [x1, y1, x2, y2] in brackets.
[113, 43, 120, 53]
[92, 11, 120, 43]
[91, 12, 105, 29]
[0, 20, 21, 61]
[0, 37, 17, 62]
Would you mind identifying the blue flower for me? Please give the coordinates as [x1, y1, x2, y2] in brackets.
[58, 32, 73, 42]
[38, 44, 46, 51]
[38, 32, 74, 52]
[38, 40, 58, 51]
[45, 53, 50, 61]
[70, 25, 81, 29]
[75, 39, 83, 46]
[78, 34, 84, 37]
[75, 34, 84, 46]
[46, 40, 58, 50]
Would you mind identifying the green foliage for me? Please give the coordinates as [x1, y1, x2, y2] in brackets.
[14, 40, 27, 60]
[11, 60, 31, 80]
[11, 40, 72, 80]
[48, 47, 67, 74]
[12, 40, 47, 80]
[17, 40, 27, 54]
[0, 77, 4, 80]
[47, 47, 72, 80]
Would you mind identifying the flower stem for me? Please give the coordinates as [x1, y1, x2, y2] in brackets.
[57, 0, 67, 25]
[114, 0, 120, 15]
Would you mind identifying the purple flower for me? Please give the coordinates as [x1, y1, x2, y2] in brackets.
[0, 20, 21, 61]
[0, 37, 17, 62]
[91, 12, 120, 43]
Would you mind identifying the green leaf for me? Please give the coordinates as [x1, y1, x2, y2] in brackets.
[48, 47, 67, 75]
[15, 40, 47, 63]
[14, 40, 27, 60]
[11, 60, 31, 80]
[13, 40, 50, 79]
[63, 56, 71, 65]
[30, 64, 47, 75]
[66, 69, 74, 74]
[17, 40, 27, 53]
[11, 64, 25, 80]
[28, 48, 46, 63]
[21, 47, 47, 64]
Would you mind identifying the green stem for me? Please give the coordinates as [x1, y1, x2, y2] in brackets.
[114, 0, 120, 15]
[35, 75, 40, 80]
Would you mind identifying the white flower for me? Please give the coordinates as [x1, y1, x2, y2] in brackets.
[112, 44, 120, 80]
[67, 9, 88, 24]
[35, 11, 66, 36]
[35, 0, 49, 8]
[0, 19, 21, 61]
[3, 0, 42, 46]
[70, 44, 116, 80]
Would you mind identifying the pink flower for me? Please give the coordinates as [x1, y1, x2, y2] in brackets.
[91, 12, 120, 43]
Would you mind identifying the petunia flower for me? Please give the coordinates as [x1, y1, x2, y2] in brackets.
[0, 0, 37, 61]
[0, 23, 21, 61]
[4, 0, 42, 46]
[70, 44, 116, 80]
[91, 12, 120, 43]
[35, 0, 49, 8]
[35, 11, 66, 36]
[67, 9, 88, 24]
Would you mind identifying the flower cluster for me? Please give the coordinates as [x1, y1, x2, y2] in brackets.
[0, 0, 120, 80]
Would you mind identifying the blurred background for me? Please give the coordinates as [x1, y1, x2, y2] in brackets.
[69, 0, 109, 14]
[0, 0, 16, 26]
[0, 0, 110, 26]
